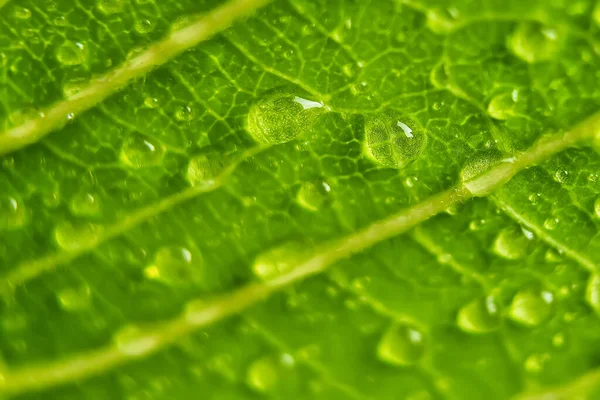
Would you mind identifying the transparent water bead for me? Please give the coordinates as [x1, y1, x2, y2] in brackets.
[0, 196, 27, 230]
[54, 221, 102, 251]
[457, 296, 501, 334]
[246, 354, 295, 393]
[460, 149, 507, 196]
[246, 89, 327, 144]
[144, 246, 204, 286]
[377, 323, 426, 366]
[57, 285, 92, 312]
[120, 134, 165, 168]
[296, 180, 331, 211]
[492, 226, 529, 260]
[69, 192, 101, 217]
[363, 111, 427, 169]
[509, 23, 563, 63]
[252, 241, 308, 281]
[508, 287, 554, 327]
[56, 41, 87, 66]
[186, 153, 226, 188]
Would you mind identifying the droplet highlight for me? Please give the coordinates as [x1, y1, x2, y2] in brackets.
[377, 323, 426, 366]
[186, 153, 225, 188]
[492, 226, 529, 260]
[457, 296, 501, 334]
[508, 287, 554, 327]
[252, 242, 307, 281]
[56, 41, 87, 66]
[0, 196, 27, 230]
[54, 221, 101, 251]
[144, 246, 203, 286]
[460, 149, 505, 196]
[57, 285, 92, 312]
[97, 0, 124, 14]
[297, 180, 331, 211]
[69, 192, 101, 217]
[120, 135, 165, 168]
[509, 23, 562, 63]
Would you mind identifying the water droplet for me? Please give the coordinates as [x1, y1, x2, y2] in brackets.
[460, 149, 504, 196]
[246, 354, 294, 393]
[586, 274, 600, 313]
[297, 180, 331, 211]
[524, 353, 550, 374]
[57, 285, 92, 312]
[363, 112, 426, 169]
[144, 246, 203, 286]
[377, 323, 426, 366]
[594, 196, 600, 218]
[97, 0, 124, 14]
[186, 153, 225, 189]
[469, 218, 486, 231]
[487, 91, 519, 120]
[543, 217, 560, 230]
[508, 287, 554, 327]
[509, 23, 562, 63]
[554, 167, 570, 184]
[252, 242, 307, 281]
[14, 7, 31, 19]
[0, 196, 27, 230]
[56, 41, 87, 66]
[120, 135, 165, 168]
[492, 226, 529, 260]
[114, 325, 158, 356]
[246, 89, 326, 144]
[54, 221, 101, 251]
[144, 97, 159, 108]
[426, 8, 460, 34]
[54, 16, 67, 26]
[552, 332, 565, 348]
[62, 78, 87, 97]
[342, 62, 359, 77]
[69, 192, 101, 217]
[135, 19, 155, 34]
[175, 104, 195, 122]
[544, 249, 562, 263]
[457, 296, 501, 334]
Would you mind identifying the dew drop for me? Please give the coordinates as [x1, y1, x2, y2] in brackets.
[524, 353, 550, 374]
[0, 196, 27, 231]
[62, 78, 87, 97]
[14, 7, 32, 19]
[56, 41, 87, 66]
[509, 23, 562, 63]
[543, 217, 560, 231]
[69, 192, 101, 217]
[487, 91, 519, 120]
[554, 167, 570, 184]
[114, 325, 158, 356]
[54, 221, 101, 251]
[377, 323, 426, 366]
[586, 274, 600, 313]
[175, 104, 195, 122]
[460, 149, 504, 196]
[97, 0, 124, 14]
[552, 332, 565, 348]
[246, 354, 294, 393]
[246, 89, 326, 144]
[593, 196, 600, 218]
[57, 285, 92, 312]
[186, 153, 225, 189]
[508, 287, 554, 327]
[426, 8, 459, 34]
[144, 246, 203, 286]
[54, 16, 67, 26]
[363, 111, 426, 169]
[297, 180, 331, 211]
[492, 226, 529, 260]
[144, 97, 159, 108]
[457, 296, 501, 334]
[120, 135, 165, 168]
[135, 19, 155, 34]
[252, 242, 307, 281]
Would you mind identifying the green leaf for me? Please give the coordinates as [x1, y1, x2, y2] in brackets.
[0, 0, 599, 399]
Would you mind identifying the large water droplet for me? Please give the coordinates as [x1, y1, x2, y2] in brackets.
[252, 242, 307, 281]
[175, 104, 195, 122]
[586, 274, 600, 313]
[363, 111, 426, 169]
[97, 0, 124, 14]
[14, 7, 32, 19]
[186, 153, 225, 188]
[114, 325, 158, 356]
[246, 354, 294, 393]
[426, 8, 460, 34]
[144, 246, 203, 286]
[54, 221, 101, 251]
[246, 89, 326, 144]
[120, 135, 165, 168]
[57, 285, 92, 312]
[69, 192, 101, 217]
[0, 196, 27, 230]
[135, 19, 155, 34]
[56, 41, 87, 66]
[457, 296, 501, 334]
[377, 323, 426, 366]
[297, 180, 331, 211]
[492, 226, 529, 260]
[487, 90, 519, 120]
[508, 287, 554, 327]
[509, 23, 562, 63]
[460, 149, 506, 196]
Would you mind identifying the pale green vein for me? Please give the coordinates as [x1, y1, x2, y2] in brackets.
[513, 367, 600, 400]
[1, 111, 598, 396]
[0, 0, 272, 156]
[0, 146, 268, 295]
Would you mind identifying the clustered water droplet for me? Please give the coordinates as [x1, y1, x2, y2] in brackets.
[508, 287, 554, 327]
[186, 153, 225, 188]
[252, 242, 307, 281]
[296, 180, 331, 211]
[246, 354, 295, 393]
[377, 323, 426, 366]
[509, 23, 562, 63]
[459, 149, 504, 196]
[492, 226, 529, 260]
[56, 41, 87, 66]
[120, 134, 165, 168]
[69, 192, 101, 217]
[54, 221, 101, 251]
[0, 196, 27, 230]
[457, 296, 501, 334]
[144, 246, 203, 286]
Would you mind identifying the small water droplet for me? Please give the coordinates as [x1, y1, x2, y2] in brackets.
[252, 242, 307, 281]
[144, 246, 203, 286]
[487, 91, 519, 120]
[377, 323, 426, 366]
[297, 180, 331, 211]
[544, 249, 562, 263]
[120, 135, 165, 168]
[54, 16, 67, 26]
[593, 196, 600, 218]
[404, 176, 418, 188]
[175, 104, 195, 122]
[524, 353, 550, 374]
[586, 274, 600, 313]
[69, 192, 101, 217]
[246, 354, 293, 393]
[554, 167, 570, 184]
[62, 78, 87, 97]
[508, 287, 554, 327]
[56, 41, 87, 66]
[509, 23, 562, 63]
[363, 111, 426, 169]
[552, 332, 565, 348]
[135, 19, 155, 34]
[54, 221, 101, 251]
[528, 193, 540, 204]
[144, 97, 159, 108]
[457, 296, 501, 334]
[246, 89, 326, 144]
[114, 325, 158, 356]
[0, 196, 27, 230]
[469, 218, 486, 231]
[460, 150, 504, 196]
[97, 0, 124, 14]
[57, 284, 92, 312]
[186, 153, 225, 189]
[543, 217, 560, 230]
[426, 8, 460, 34]
[492, 226, 529, 260]
[14, 7, 32, 19]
